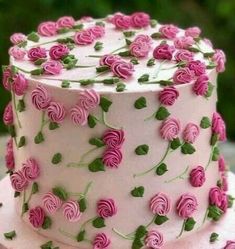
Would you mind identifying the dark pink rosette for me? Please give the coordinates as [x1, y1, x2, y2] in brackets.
[130, 40, 151, 58]
[97, 198, 117, 218]
[47, 101, 66, 123]
[153, 43, 175, 60]
[160, 118, 181, 141]
[102, 129, 125, 149]
[74, 30, 95, 45]
[3, 102, 13, 126]
[22, 158, 40, 181]
[188, 60, 206, 76]
[111, 60, 134, 79]
[2, 66, 12, 91]
[176, 193, 198, 219]
[10, 170, 28, 192]
[220, 191, 228, 212]
[174, 36, 195, 49]
[209, 186, 222, 207]
[145, 230, 164, 249]
[131, 12, 150, 28]
[189, 166, 206, 187]
[183, 123, 200, 144]
[212, 112, 226, 141]
[212, 49, 226, 73]
[158, 86, 179, 106]
[43, 60, 63, 75]
[218, 155, 226, 172]
[78, 89, 100, 111]
[102, 148, 122, 168]
[29, 206, 45, 228]
[10, 33, 26, 45]
[221, 173, 228, 192]
[9, 46, 26, 60]
[159, 24, 179, 39]
[49, 44, 69, 60]
[37, 21, 58, 37]
[93, 233, 111, 249]
[27, 47, 47, 62]
[193, 74, 209, 96]
[224, 240, 235, 249]
[149, 192, 171, 216]
[99, 54, 121, 67]
[43, 192, 62, 214]
[31, 84, 51, 110]
[88, 25, 105, 38]
[70, 105, 88, 126]
[174, 49, 194, 63]
[12, 73, 28, 96]
[173, 67, 195, 84]
[57, 16, 75, 28]
[5, 138, 15, 170]
[111, 13, 131, 29]
[62, 200, 82, 222]
[185, 27, 201, 38]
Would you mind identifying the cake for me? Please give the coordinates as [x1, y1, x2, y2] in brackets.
[1, 12, 234, 249]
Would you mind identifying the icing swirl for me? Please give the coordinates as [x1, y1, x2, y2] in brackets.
[176, 193, 198, 218]
[130, 40, 151, 58]
[183, 123, 200, 144]
[149, 192, 171, 216]
[10, 33, 26, 45]
[145, 230, 164, 249]
[88, 25, 105, 38]
[174, 49, 194, 62]
[10, 170, 28, 192]
[31, 84, 51, 110]
[111, 13, 131, 29]
[62, 200, 82, 222]
[131, 12, 150, 28]
[42, 60, 63, 75]
[159, 24, 179, 39]
[102, 148, 123, 168]
[70, 105, 88, 126]
[47, 101, 66, 123]
[22, 158, 40, 181]
[9, 46, 26, 60]
[3, 102, 13, 126]
[188, 60, 206, 76]
[29, 206, 45, 228]
[12, 73, 28, 96]
[174, 36, 195, 49]
[2, 66, 12, 91]
[173, 67, 195, 84]
[193, 74, 209, 96]
[212, 49, 226, 73]
[99, 54, 121, 67]
[102, 129, 125, 149]
[37, 21, 58, 37]
[218, 155, 226, 172]
[27, 47, 47, 61]
[111, 60, 134, 79]
[160, 118, 181, 141]
[209, 186, 223, 207]
[158, 86, 179, 106]
[97, 198, 117, 218]
[78, 89, 100, 111]
[93, 233, 111, 249]
[189, 166, 206, 187]
[57, 16, 75, 28]
[43, 192, 63, 214]
[212, 112, 226, 141]
[185, 27, 201, 38]
[74, 29, 95, 45]
[153, 43, 175, 60]
[5, 138, 15, 170]
[49, 44, 69, 60]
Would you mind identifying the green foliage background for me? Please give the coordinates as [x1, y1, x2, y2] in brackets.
[0, 0, 234, 140]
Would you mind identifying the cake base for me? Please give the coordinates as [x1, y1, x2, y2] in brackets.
[0, 173, 235, 249]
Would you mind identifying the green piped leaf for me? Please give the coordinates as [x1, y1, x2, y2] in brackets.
[228, 195, 235, 208]
[123, 31, 136, 37]
[134, 97, 147, 109]
[34, 131, 44, 144]
[89, 138, 105, 147]
[27, 32, 40, 42]
[205, 82, 214, 98]
[92, 217, 106, 228]
[4, 230, 16, 240]
[130, 58, 139, 65]
[210, 232, 219, 243]
[34, 58, 47, 65]
[61, 80, 70, 88]
[154, 215, 169, 225]
[150, 19, 158, 28]
[22, 202, 29, 214]
[49, 122, 59, 130]
[52, 153, 62, 164]
[116, 83, 126, 92]
[210, 133, 218, 146]
[184, 217, 196, 231]
[42, 216, 52, 229]
[155, 106, 170, 120]
[18, 136, 26, 148]
[200, 116, 211, 129]
[156, 163, 168, 176]
[88, 158, 105, 172]
[96, 65, 109, 73]
[52, 186, 68, 201]
[88, 114, 97, 128]
[147, 58, 155, 67]
[151, 32, 162, 39]
[181, 143, 196, 154]
[79, 198, 87, 212]
[14, 191, 20, 198]
[76, 230, 86, 242]
[135, 144, 149, 155]
[131, 186, 145, 197]
[135, 225, 147, 239]
[138, 74, 149, 83]
[208, 205, 223, 221]
[132, 238, 143, 249]
[40, 241, 53, 249]
[17, 99, 25, 112]
[8, 125, 16, 137]
[99, 97, 112, 112]
[170, 138, 181, 150]
[31, 68, 44, 75]
[212, 146, 220, 161]
[32, 182, 39, 194]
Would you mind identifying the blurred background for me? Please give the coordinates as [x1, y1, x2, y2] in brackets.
[0, 0, 234, 176]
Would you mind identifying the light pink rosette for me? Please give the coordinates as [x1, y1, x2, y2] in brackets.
[78, 89, 100, 111]
[160, 118, 181, 141]
[10, 33, 26, 45]
[74, 30, 95, 45]
[57, 16, 75, 28]
[12, 73, 28, 96]
[99, 54, 121, 67]
[159, 24, 179, 39]
[188, 60, 206, 76]
[111, 61, 134, 79]
[174, 36, 195, 49]
[97, 198, 117, 218]
[5, 138, 15, 170]
[149, 192, 171, 216]
[49, 44, 69, 60]
[221, 173, 228, 192]
[193, 74, 209, 96]
[31, 84, 51, 110]
[93, 233, 111, 249]
[102, 148, 122, 168]
[111, 13, 131, 29]
[131, 12, 150, 28]
[80, 16, 93, 22]
[22, 158, 40, 181]
[43, 60, 63, 75]
[29, 206, 45, 228]
[2, 66, 12, 91]
[3, 102, 13, 126]
[43, 192, 63, 214]
[218, 155, 226, 172]
[174, 49, 194, 63]
[9, 46, 26, 60]
[10, 170, 28, 192]
[173, 67, 195, 84]
[62, 200, 82, 222]
[133, 34, 152, 45]
[220, 191, 228, 212]
[88, 25, 105, 38]
[224, 240, 235, 249]
[158, 86, 179, 106]
[212, 112, 226, 141]
[185, 27, 201, 38]
[212, 49, 226, 73]
[145, 230, 164, 249]
[47, 101, 66, 123]
[102, 129, 125, 149]
[153, 43, 175, 60]
[176, 193, 198, 219]
[183, 123, 200, 144]
[130, 41, 151, 58]
[27, 47, 47, 61]
[70, 105, 88, 126]
[209, 186, 223, 207]
[189, 166, 206, 187]
[37, 21, 58, 37]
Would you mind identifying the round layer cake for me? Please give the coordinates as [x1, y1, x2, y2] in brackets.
[2, 12, 229, 249]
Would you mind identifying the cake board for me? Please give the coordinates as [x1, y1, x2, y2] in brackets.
[0, 173, 235, 249]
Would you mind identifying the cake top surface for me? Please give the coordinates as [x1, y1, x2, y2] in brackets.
[7, 12, 225, 93]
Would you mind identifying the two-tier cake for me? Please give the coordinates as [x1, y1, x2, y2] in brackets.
[1, 12, 235, 249]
